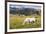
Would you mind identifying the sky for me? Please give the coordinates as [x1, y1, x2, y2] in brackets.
[10, 4, 41, 9]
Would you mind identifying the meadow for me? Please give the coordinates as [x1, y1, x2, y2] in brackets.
[9, 14, 41, 29]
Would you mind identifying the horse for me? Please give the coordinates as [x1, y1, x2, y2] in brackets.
[22, 17, 35, 25]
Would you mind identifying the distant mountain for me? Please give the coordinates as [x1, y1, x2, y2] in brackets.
[10, 7, 41, 16]
[10, 7, 40, 12]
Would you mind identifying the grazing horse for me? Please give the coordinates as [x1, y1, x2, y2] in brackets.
[22, 17, 35, 25]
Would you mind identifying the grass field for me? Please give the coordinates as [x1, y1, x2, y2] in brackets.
[9, 14, 41, 29]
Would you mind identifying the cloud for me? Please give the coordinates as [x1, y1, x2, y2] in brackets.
[10, 4, 41, 9]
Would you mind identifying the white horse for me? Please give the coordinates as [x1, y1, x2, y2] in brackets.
[22, 17, 36, 25]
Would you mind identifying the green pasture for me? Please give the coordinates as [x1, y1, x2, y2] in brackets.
[9, 14, 41, 29]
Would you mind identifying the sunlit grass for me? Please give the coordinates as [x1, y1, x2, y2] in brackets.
[9, 14, 41, 29]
